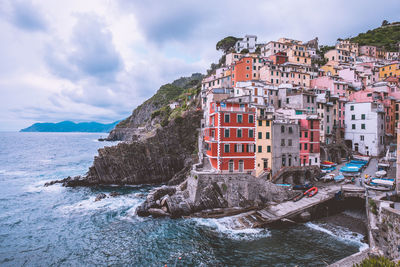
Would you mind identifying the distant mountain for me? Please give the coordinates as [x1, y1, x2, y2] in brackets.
[20, 120, 120, 133]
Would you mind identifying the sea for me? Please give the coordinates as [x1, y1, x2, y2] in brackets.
[0, 132, 368, 267]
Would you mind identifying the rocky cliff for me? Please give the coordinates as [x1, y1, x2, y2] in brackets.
[107, 73, 202, 141]
[49, 109, 202, 187]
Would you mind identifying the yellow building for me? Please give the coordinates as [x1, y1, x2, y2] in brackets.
[379, 63, 400, 79]
[255, 108, 273, 178]
[321, 61, 340, 76]
[286, 44, 311, 65]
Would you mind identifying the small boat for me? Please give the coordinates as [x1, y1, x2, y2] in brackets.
[276, 184, 291, 187]
[304, 187, 318, 197]
[334, 174, 345, 183]
[321, 166, 336, 173]
[375, 170, 387, 178]
[320, 161, 337, 168]
[365, 184, 393, 192]
[370, 178, 394, 188]
[293, 183, 313, 191]
[321, 174, 334, 182]
[293, 193, 305, 202]
[289, 191, 303, 201]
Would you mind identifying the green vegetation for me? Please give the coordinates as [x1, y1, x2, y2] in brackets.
[313, 45, 334, 66]
[353, 256, 400, 267]
[350, 22, 400, 52]
[240, 48, 249, 54]
[216, 36, 240, 53]
[369, 198, 378, 215]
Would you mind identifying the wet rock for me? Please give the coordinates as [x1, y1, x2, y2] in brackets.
[148, 208, 169, 217]
[109, 191, 121, 197]
[95, 193, 106, 202]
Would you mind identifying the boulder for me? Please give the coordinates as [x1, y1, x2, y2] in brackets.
[95, 193, 107, 202]
[148, 208, 169, 217]
[109, 191, 121, 197]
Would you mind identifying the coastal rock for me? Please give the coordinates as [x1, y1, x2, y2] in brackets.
[299, 211, 311, 222]
[95, 193, 106, 202]
[148, 208, 169, 217]
[52, 110, 202, 187]
[109, 191, 121, 197]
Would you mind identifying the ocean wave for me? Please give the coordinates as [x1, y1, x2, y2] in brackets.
[305, 222, 369, 251]
[58, 194, 141, 215]
[24, 180, 63, 193]
[0, 169, 28, 177]
[193, 217, 271, 241]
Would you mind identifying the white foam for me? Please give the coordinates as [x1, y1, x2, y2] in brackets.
[24, 180, 63, 193]
[58, 194, 140, 215]
[193, 217, 271, 241]
[305, 222, 369, 251]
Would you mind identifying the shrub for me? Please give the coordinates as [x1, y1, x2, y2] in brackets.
[369, 199, 378, 215]
[354, 256, 400, 267]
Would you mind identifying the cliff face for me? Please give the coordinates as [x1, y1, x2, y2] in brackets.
[76, 110, 202, 186]
[107, 73, 202, 141]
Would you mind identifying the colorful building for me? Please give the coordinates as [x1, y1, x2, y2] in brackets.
[379, 63, 400, 79]
[255, 107, 274, 178]
[204, 100, 256, 173]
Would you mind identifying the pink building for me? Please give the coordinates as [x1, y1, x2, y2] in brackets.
[360, 46, 377, 57]
[299, 117, 320, 166]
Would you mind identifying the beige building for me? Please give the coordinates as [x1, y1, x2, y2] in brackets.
[255, 107, 273, 178]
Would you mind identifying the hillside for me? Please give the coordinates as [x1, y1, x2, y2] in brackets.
[350, 22, 400, 51]
[106, 73, 203, 141]
[20, 121, 120, 133]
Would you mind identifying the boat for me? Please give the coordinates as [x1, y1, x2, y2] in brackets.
[365, 184, 393, 192]
[293, 193, 305, 202]
[293, 183, 313, 191]
[289, 191, 303, 201]
[304, 187, 318, 197]
[334, 174, 345, 183]
[276, 184, 291, 187]
[370, 178, 394, 188]
[340, 165, 361, 173]
[375, 170, 387, 178]
[321, 166, 336, 173]
[320, 161, 337, 168]
[321, 173, 334, 182]
[353, 155, 370, 162]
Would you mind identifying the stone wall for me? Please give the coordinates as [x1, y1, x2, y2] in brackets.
[378, 206, 400, 259]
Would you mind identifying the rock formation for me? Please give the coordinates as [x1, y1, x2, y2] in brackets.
[136, 173, 294, 218]
[50, 110, 202, 187]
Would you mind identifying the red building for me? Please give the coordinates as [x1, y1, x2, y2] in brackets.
[204, 101, 256, 173]
[299, 117, 320, 166]
[269, 51, 288, 65]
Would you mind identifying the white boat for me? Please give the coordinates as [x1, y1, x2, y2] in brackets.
[375, 170, 387, 178]
[370, 178, 394, 188]
[321, 174, 334, 182]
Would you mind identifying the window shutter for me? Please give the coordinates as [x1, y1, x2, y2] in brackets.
[234, 145, 237, 152]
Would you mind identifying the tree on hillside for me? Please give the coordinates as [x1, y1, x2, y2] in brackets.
[216, 36, 240, 53]
[382, 20, 389, 26]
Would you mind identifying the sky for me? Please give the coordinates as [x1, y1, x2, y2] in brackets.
[0, 0, 399, 131]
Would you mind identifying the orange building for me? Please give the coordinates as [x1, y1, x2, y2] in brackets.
[231, 56, 262, 87]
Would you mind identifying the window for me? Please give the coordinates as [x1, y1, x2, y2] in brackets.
[350, 105, 354, 111]
[258, 120, 262, 126]
[361, 124, 365, 129]
[249, 115, 254, 123]
[266, 132, 270, 139]
[258, 132, 262, 139]
[352, 114, 355, 120]
[281, 139, 285, 146]
[288, 127, 293, 134]
[224, 144, 230, 153]
[266, 121, 270, 126]
[304, 143, 308, 150]
[224, 129, 230, 137]
[258, 146, 262, 153]
[237, 129, 242, 138]
[235, 144, 243, 152]
[267, 146, 271, 152]
[360, 135, 364, 141]
[249, 129, 254, 138]
[352, 124, 356, 130]
[281, 126, 285, 133]
[305, 132, 308, 138]
[361, 114, 365, 120]
[288, 139, 292, 146]
[247, 144, 255, 152]
[282, 155, 286, 166]
[286, 98, 289, 104]
[225, 113, 230, 123]
[237, 114, 243, 123]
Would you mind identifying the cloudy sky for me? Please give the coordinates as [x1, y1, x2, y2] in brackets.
[0, 0, 399, 131]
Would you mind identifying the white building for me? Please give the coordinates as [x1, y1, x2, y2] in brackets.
[235, 35, 257, 53]
[344, 102, 385, 156]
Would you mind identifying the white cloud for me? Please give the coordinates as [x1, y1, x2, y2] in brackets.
[0, 0, 399, 130]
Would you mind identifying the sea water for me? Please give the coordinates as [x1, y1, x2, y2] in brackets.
[0, 132, 366, 266]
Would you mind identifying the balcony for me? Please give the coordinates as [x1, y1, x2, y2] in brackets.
[217, 106, 254, 112]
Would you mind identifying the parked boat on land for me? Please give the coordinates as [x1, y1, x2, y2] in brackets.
[304, 187, 318, 197]
[320, 161, 337, 168]
[334, 174, 345, 183]
[321, 166, 336, 173]
[293, 183, 313, 191]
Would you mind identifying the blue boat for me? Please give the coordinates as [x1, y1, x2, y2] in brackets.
[340, 165, 361, 172]
[334, 174, 344, 183]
